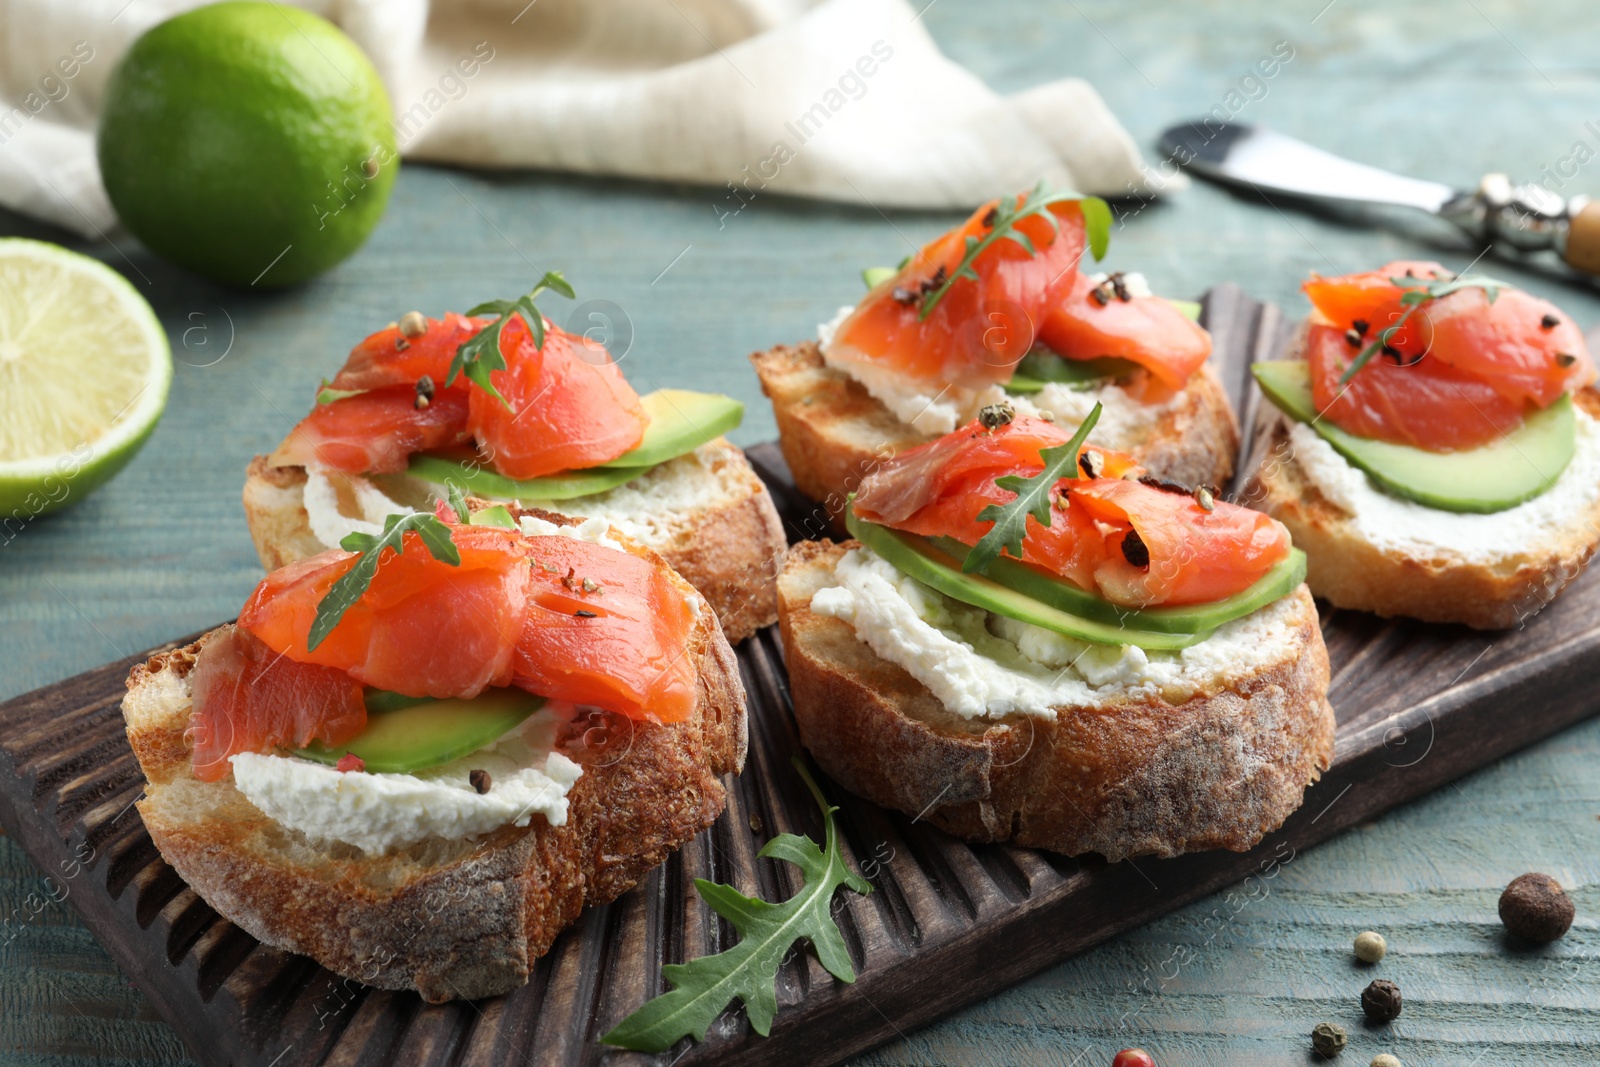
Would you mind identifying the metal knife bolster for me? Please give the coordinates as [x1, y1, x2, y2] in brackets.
[1440, 173, 1588, 258]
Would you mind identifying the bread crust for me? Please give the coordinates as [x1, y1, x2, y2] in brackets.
[122, 524, 747, 1003]
[750, 340, 1240, 532]
[1240, 403, 1600, 629]
[775, 540, 1334, 861]
[242, 439, 786, 643]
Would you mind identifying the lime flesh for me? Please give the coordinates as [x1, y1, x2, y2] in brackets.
[0, 239, 171, 519]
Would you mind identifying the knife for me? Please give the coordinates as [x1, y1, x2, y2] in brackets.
[1159, 120, 1600, 276]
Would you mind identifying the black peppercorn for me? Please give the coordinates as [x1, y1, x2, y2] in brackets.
[1500, 872, 1575, 943]
[1361, 978, 1402, 1023]
[977, 401, 1015, 431]
[469, 769, 491, 794]
[1119, 529, 1150, 568]
[1311, 1021, 1346, 1057]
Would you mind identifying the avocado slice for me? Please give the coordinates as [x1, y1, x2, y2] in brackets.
[845, 511, 1207, 650]
[1253, 361, 1576, 514]
[406, 388, 743, 500]
[594, 389, 744, 469]
[1007, 350, 1142, 395]
[294, 688, 545, 774]
[930, 536, 1306, 634]
[407, 452, 652, 501]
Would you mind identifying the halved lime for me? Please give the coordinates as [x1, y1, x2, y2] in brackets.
[0, 239, 171, 517]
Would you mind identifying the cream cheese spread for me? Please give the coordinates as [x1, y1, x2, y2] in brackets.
[231, 712, 582, 855]
[1286, 409, 1600, 565]
[809, 546, 1302, 720]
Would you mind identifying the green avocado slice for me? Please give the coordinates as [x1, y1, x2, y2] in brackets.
[594, 389, 744, 469]
[407, 452, 652, 501]
[1252, 360, 1576, 514]
[1006, 351, 1143, 394]
[845, 511, 1207, 650]
[294, 688, 545, 774]
[929, 536, 1306, 634]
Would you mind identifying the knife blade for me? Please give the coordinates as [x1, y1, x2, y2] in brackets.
[1158, 119, 1600, 276]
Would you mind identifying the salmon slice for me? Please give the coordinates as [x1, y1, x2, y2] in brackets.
[513, 536, 698, 724]
[269, 385, 471, 473]
[1302, 261, 1595, 448]
[1305, 324, 1525, 451]
[1037, 272, 1212, 392]
[467, 318, 648, 479]
[854, 416, 1289, 607]
[824, 198, 1089, 395]
[327, 312, 483, 392]
[188, 625, 366, 783]
[272, 312, 648, 478]
[238, 524, 533, 698]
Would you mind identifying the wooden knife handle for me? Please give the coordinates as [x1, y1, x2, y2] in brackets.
[1563, 200, 1600, 274]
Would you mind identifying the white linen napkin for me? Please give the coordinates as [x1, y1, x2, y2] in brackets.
[0, 0, 1178, 238]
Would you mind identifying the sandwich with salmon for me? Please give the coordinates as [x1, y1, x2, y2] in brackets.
[246, 272, 785, 642]
[775, 402, 1333, 860]
[752, 184, 1240, 532]
[1243, 262, 1600, 628]
[121, 495, 746, 1001]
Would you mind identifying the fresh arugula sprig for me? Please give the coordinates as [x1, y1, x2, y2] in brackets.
[601, 758, 872, 1052]
[1339, 272, 1515, 384]
[308, 513, 461, 651]
[917, 182, 1112, 321]
[963, 403, 1102, 575]
[443, 482, 516, 529]
[445, 271, 576, 408]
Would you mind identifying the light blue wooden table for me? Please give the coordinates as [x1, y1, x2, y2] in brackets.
[2, 1, 1598, 1063]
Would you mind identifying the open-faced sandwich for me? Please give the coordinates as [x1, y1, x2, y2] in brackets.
[122, 495, 746, 1002]
[775, 402, 1333, 860]
[752, 185, 1239, 530]
[246, 273, 785, 642]
[1244, 261, 1600, 628]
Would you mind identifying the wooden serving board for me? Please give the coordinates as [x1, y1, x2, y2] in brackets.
[2, 286, 1598, 1067]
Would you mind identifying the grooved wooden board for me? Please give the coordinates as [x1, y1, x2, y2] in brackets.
[1, 286, 1597, 1067]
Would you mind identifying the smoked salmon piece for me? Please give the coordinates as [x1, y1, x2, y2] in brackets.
[1305, 324, 1525, 451]
[238, 525, 533, 699]
[188, 625, 366, 783]
[1302, 261, 1595, 449]
[468, 318, 648, 479]
[825, 197, 1089, 395]
[271, 311, 649, 478]
[854, 416, 1289, 607]
[514, 536, 698, 724]
[270, 386, 471, 474]
[1037, 272, 1212, 392]
[327, 312, 483, 392]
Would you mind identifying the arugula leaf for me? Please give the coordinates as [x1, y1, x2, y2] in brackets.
[918, 182, 1111, 320]
[445, 271, 576, 409]
[308, 513, 461, 651]
[601, 758, 872, 1052]
[1339, 272, 1515, 385]
[963, 403, 1102, 575]
[315, 380, 365, 405]
[445, 483, 471, 524]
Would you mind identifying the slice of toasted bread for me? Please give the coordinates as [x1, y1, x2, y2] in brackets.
[122, 518, 747, 1003]
[1240, 398, 1600, 630]
[775, 540, 1334, 861]
[243, 439, 785, 643]
[750, 341, 1241, 530]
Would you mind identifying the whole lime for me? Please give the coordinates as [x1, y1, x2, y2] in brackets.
[97, 1, 397, 288]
